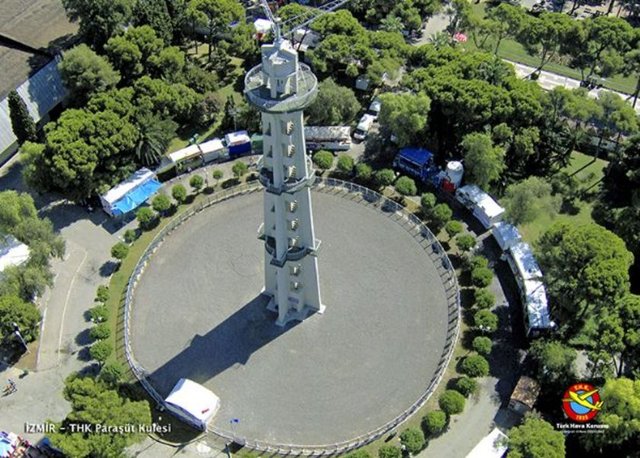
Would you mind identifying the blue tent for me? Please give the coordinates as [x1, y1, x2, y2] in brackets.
[111, 179, 162, 216]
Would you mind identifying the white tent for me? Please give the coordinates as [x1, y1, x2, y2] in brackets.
[0, 236, 29, 273]
[254, 18, 273, 36]
[199, 138, 226, 163]
[456, 184, 505, 229]
[165, 379, 220, 431]
[99, 168, 161, 217]
[168, 144, 202, 164]
[466, 427, 508, 458]
[492, 222, 522, 251]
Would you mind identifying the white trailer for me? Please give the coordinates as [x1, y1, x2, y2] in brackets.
[353, 114, 376, 141]
[304, 126, 351, 152]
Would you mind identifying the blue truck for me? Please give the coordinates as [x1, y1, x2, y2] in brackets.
[392, 147, 441, 185]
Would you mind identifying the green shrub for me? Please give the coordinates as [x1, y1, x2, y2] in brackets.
[313, 150, 334, 170]
[439, 390, 466, 415]
[469, 255, 489, 270]
[136, 207, 156, 230]
[375, 168, 396, 187]
[89, 322, 111, 341]
[345, 450, 370, 458]
[472, 336, 493, 356]
[461, 354, 490, 377]
[422, 410, 447, 436]
[474, 309, 498, 333]
[232, 161, 249, 178]
[445, 220, 463, 239]
[378, 445, 401, 458]
[212, 169, 224, 181]
[455, 376, 478, 397]
[395, 176, 417, 196]
[152, 194, 172, 214]
[456, 233, 476, 252]
[431, 203, 452, 231]
[99, 360, 125, 386]
[110, 242, 129, 261]
[471, 267, 493, 288]
[337, 154, 354, 175]
[420, 192, 437, 213]
[123, 229, 137, 244]
[189, 174, 205, 192]
[400, 427, 425, 454]
[473, 288, 495, 309]
[355, 163, 373, 181]
[171, 184, 187, 203]
[89, 304, 109, 323]
[95, 285, 110, 303]
[90, 340, 113, 366]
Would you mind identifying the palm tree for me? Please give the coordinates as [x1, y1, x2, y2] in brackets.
[134, 113, 178, 167]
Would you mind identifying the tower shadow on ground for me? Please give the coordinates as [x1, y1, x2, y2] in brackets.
[147, 294, 302, 396]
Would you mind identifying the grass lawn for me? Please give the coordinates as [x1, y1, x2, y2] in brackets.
[518, 151, 608, 243]
[462, 1, 636, 95]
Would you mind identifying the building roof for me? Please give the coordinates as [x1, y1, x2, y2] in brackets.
[224, 130, 251, 146]
[398, 147, 433, 167]
[510, 376, 541, 409]
[466, 427, 508, 458]
[0, 235, 30, 273]
[101, 168, 157, 205]
[198, 138, 225, 154]
[492, 222, 522, 251]
[165, 378, 220, 424]
[0, 55, 67, 154]
[168, 144, 202, 163]
[457, 185, 505, 220]
[508, 242, 543, 282]
[304, 126, 351, 140]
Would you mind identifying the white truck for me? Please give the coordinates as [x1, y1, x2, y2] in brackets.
[353, 114, 376, 141]
[304, 126, 352, 152]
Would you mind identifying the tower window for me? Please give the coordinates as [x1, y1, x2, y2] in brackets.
[286, 144, 295, 158]
[290, 281, 302, 291]
[288, 200, 298, 212]
[289, 265, 302, 276]
[289, 219, 299, 231]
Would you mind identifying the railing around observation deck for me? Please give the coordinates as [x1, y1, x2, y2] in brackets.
[244, 63, 318, 113]
[122, 178, 461, 455]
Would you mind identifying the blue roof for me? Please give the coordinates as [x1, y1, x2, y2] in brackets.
[112, 178, 162, 216]
[398, 147, 433, 166]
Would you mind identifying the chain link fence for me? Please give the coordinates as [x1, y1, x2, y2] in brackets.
[122, 178, 461, 455]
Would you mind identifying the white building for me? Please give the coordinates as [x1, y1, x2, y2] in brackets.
[164, 378, 220, 431]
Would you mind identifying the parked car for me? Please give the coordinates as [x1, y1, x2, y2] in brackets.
[353, 114, 376, 141]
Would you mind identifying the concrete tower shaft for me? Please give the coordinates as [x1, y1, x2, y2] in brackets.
[245, 39, 325, 326]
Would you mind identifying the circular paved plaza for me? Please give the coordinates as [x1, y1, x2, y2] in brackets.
[130, 189, 451, 445]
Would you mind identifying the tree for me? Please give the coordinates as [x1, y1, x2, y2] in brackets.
[470, 255, 489, 271]
[520, 12, 574, 72]
[313, 151, 334, 171]
[400, 427, 425, 454]
[89, 323, 111, 341]
[420, 193, 437, 216]
[95, 285, 110, 303]
[460, 132, 505, 190]
[507, 416, 565, 458]
[536, 223, 633, 326]
[461, 354, 490, 377]
[187, 0, 244, 62]
[105, 25, 166, 82]
[471, 267, 493, 288]
[375, 168, 396, 188]
[593, 91, 638, 159]
[484, 3, 527, 55]
[624, 43, 640, 108]
[189, 174, 205, 193]
[136, 207, 156, 230]
[132, 0, 174, 44]
[456, 234, 476, 254]
[378, 92, 431, 147]
[110, 242, 129, 262]
[444, 220, 463, 240]
[306, 78, 361, 125]
[422, 410, 447, 436]
[581, 377, 640, 451]
[355, 163, 373, 182]
[152, 194, 172, 215]
[430, 203, 452, 233]
[212, 169, 224, 186]
[134, 76, 202, 124]
[503, 177, 559, 225]
[89, 340, 113, 367]
[231, 161, 249, 179]
[472, 336, 492, 356]
[455, 376, 478, 397]
[378, 445, 402, 458]
[395, 176, 417, 196]
[49, 375, 151, 456]
[89, 304, 110, 323]
[62, 0, 133, 50]
[438, 390, 465, 415]
[59, 44, 121, 103]
[135, 114, 177, 167]
[8, 90, 37, 144]
[380, 15, 404, 34]
[337, 155, 355, 175]
[0, 295, 41, 342]
[473, 310, 498, 333]
[473, 289, 495, 309]
[172, 184, 187, 204]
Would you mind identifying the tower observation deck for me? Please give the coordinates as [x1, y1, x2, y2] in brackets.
[245, 39, 325, 326]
